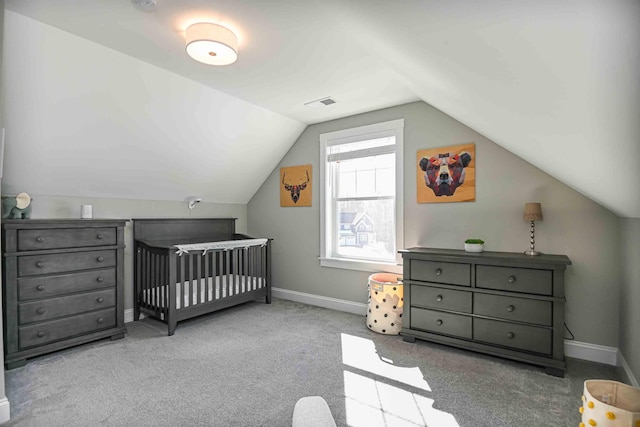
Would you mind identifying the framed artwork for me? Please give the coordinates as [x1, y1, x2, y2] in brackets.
[416, 142, 475, 203]
[280, 164, 312, 207]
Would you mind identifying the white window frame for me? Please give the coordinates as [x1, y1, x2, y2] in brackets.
[319, 119, 404, 274]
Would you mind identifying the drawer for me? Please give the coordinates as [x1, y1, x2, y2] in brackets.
[17, 227, 117, 251]
[18, 250, 116, 276]
[474, 293, 552, 326]
[411, 285, 472, 313]
[476, 265, 552, 296]
[18, 268, 116, 300]
[410, 307, 472, 339]
[410, 260, 470, 286]
[19, 308, 116, 349]
[474, 318, 551, 355]
[19, 289, 116, 324]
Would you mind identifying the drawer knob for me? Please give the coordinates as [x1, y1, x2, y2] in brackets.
[97, 277, 105, 282]
[508, 275, 516, 283]
[36, 236, 45, 242]
[435, 268, 442, 276]
[37, 331, 45, 338]
[97, 256, 105, 262]
[36, 308, 45, 315]
[506, 305, 515, 312]
[36, 262, 44, 268]
[436, 295, 443, 302]
[507, 332, 515, 339]
[97, 297, 105, 303]
[436, 319, 443, 326]
[36, 285, 45, 291]
[97, 234, 104, 240]
[97, 317, 104, 324]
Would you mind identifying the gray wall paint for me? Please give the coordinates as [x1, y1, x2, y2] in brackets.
[13, 195, 247, 311]
[248, 101, 623, 348]
[620, 218, 640, 383]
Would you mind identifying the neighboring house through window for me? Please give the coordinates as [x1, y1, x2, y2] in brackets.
[320, 119, 404, 273]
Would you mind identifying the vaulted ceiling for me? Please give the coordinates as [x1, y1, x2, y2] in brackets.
[3, 0, 639, 217]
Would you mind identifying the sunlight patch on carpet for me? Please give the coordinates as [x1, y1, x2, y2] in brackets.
[341, 333, 459, 426]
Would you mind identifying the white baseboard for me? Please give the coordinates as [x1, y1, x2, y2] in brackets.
[0, 397, 11, 424]
[618, 351, 640, 387]
[124, 308, 135, 323]
[272, 287, 367, 316]
[564, 340, 618, 366]
[272, 287, 633, 369]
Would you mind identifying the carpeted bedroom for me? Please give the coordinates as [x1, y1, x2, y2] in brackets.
[2, 298, 622, 426]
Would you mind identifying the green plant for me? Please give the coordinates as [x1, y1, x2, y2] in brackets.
[465, 238, 485, 245]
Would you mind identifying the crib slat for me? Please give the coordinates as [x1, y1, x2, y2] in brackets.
[227, 250, 232, 297]
[179, 254, 185, 309]
[196, 253, 202, 304]
[204, 252, 211, 302]
[186, 254, 196, 307]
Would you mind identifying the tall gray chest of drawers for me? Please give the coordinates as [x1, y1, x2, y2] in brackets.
[400, 247, 571, 377]
[2, 219, 127, 369]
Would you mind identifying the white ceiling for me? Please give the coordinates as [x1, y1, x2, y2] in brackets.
[4, 0, 639, 217]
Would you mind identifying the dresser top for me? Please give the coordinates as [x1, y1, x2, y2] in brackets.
[2, 219, 128, 229]
[401, 247, 571, 267]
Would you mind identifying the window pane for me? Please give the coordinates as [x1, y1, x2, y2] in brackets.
[335, 153, 395, 198]
[335, 199, 395, 262]
[329, 136, 394, 155]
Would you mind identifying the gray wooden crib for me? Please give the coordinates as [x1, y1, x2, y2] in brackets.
[133, 218, 271, 335]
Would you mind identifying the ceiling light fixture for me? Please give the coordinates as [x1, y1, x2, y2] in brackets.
[185, 23, 238, 66]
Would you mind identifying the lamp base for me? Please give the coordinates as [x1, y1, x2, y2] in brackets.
[524, 250, 542, 256]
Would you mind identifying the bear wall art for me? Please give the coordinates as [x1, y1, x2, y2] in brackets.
[416, 143, 475, 203]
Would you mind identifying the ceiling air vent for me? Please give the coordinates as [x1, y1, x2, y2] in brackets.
[131, 0, 157, 12]
[304, 97, 337, 108]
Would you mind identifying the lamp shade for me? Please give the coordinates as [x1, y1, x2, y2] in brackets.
[523, 202, 543, 221]
[185, 23, 238, 66]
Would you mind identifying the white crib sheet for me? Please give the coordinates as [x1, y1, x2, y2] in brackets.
[143, 275, 265, 309]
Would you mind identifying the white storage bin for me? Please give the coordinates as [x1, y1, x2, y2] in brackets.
[580, 379, 640, 427]
[366, 273, 403, 335]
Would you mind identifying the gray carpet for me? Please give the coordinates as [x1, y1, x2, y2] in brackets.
[2, 298, 623, 427]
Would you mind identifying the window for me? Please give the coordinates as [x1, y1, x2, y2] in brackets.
[320, 119, 404, 273]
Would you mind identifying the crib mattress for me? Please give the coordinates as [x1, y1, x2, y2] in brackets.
[143, 275, 265, 309]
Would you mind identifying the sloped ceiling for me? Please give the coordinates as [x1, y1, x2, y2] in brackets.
[2, 0, 639, 216]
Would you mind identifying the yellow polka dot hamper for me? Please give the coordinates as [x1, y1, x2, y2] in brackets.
[579, 379, 640, 427]
[366, 273, 403, 335]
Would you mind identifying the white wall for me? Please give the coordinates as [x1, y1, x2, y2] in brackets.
[0, 0, 10, 423]
[1, 11, 304, 205]
[248, 101, 623, 349]
[620, 218, 640, 384]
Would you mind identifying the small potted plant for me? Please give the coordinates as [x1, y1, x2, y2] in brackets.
[464, 238, 485, 253]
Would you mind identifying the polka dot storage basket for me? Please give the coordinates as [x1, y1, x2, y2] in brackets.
[366, 273, 403, 335]
[579, 379, 640, 427]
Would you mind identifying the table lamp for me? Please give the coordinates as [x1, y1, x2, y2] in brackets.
[523, 202, 543, 255]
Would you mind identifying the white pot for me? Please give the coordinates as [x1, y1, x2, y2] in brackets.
[464, 243, 484, 253]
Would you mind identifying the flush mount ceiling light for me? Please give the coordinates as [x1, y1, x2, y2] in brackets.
[185, 23, 238, 66]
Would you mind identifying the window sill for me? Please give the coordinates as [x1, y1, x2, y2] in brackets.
[319, 257, 403, 274]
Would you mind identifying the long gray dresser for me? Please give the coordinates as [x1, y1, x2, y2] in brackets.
[2, 219, 127, 369]
[400, 247, 571, 377]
